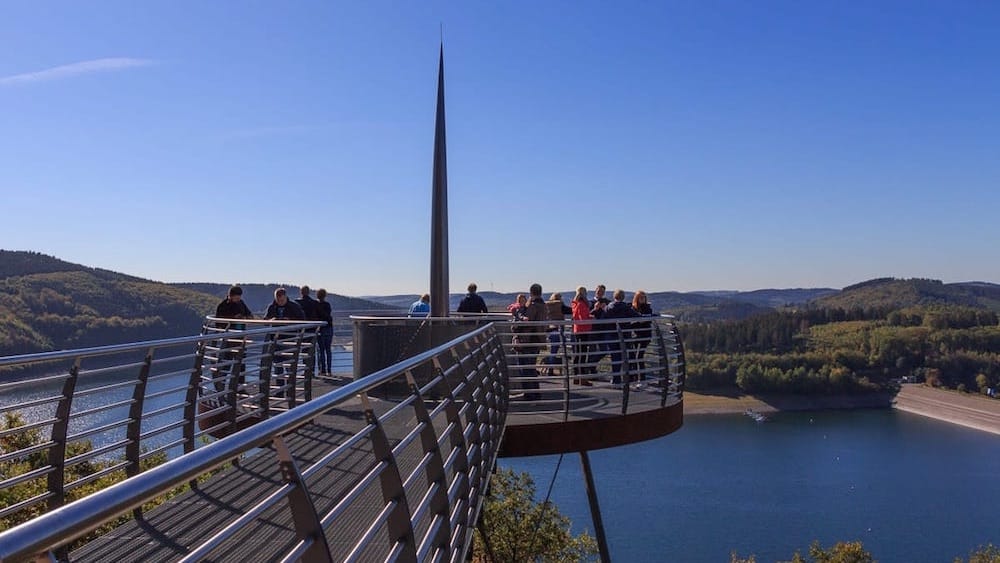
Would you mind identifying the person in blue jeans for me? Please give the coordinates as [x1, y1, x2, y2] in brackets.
[316, 288, 334, 376]
[604, 289, 639, 384]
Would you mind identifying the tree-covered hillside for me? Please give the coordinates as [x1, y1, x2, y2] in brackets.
[813, 278, 1000, 312]
[682, 279, 1000, 395]
[0, 251, 214, 355]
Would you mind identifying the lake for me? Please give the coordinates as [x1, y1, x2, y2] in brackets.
[503, 409, 1000, 562]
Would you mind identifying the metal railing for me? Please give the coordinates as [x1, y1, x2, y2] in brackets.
[0, 319, 322, 531]
[0, 324, 508, 563]
[348, 312, 685, 422]
[495, 314, 685, 417]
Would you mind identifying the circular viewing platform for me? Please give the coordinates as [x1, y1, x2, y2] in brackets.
[350, 313, 687, 458]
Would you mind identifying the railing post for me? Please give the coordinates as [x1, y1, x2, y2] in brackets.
[304, 329, 317, 402]
[670, 323, 686, 400]
[560, 324, 571, 420]
[272, 435, 332, 563]
[360, 394, 417, 562]
[260, 334, 276, 414]
[47, 359, 81, 513]
[287, 331, 303, 410]
[616, 323, 631, 415]
[125, 348, 155, 500]
[435, 357, 472, 552]
[224, 343, 242, 433]
[185, 340, 207, 457]
[457, 347, 486, 542]
[653, 321, 673, 407]
[405, 371, 453, 559]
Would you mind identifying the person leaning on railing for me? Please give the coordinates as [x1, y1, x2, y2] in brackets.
[264, 288, 305, 394]
[215, 285, 254, 329]
[213, 285, 254, 388]
[604, 289, 640, 384]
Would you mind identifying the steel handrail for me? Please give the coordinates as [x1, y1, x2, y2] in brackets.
[0, 319, 325, 533]
[0, 321, 324, 368]
[0, 323, 503, 563]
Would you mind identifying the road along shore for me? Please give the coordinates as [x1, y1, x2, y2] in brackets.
[892, 384, 1000, 436]
[684, 386, 1000, 436]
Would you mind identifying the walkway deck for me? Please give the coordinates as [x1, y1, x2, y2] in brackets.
[71, 376, 680, 560]
[73, 380, 424, 562]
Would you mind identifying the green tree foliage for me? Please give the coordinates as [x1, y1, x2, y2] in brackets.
[955, 544, 1000, 563]
[1, 413, 132, 531]
[1, 411, 204, 550]
[473, 468, 597, 562]
[791, 540, 875, 563]
[733, 540, 875, 563]
[681, 301, 1000, 395]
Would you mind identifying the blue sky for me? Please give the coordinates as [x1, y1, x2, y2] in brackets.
[2, 2, 998, 296]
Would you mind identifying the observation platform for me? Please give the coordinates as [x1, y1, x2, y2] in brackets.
[0, 315, 684, 562]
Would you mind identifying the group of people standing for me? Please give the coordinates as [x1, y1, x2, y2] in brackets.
[507, 283, 656, 393]
[408, 282, 490, 317]
[214, 285, 336, 377]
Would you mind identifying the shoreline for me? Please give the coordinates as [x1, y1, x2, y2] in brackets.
[683, 386, 1000, 436]
[682, 390, 893, 415]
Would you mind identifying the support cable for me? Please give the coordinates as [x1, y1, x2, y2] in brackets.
[525, 453, 565, 558]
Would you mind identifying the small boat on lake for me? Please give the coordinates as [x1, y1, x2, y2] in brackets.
[745, 408, 768, 423]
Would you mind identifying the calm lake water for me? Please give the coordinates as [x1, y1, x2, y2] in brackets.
[503, 409, 1000, 562]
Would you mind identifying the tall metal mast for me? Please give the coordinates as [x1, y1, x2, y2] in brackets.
[430, 43, 449, 317]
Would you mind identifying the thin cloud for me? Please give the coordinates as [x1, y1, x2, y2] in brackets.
[0, 57, 154, 86]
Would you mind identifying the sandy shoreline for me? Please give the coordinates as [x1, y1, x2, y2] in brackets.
[683, 386, 1000, 436]
[682, 390, 892, 415]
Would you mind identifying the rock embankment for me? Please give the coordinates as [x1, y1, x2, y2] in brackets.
[894, 384, 1000, 436]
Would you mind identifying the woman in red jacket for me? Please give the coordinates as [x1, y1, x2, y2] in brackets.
[571, 286, 594, 385]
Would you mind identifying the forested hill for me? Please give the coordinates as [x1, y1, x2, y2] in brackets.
[0, 251, 218, 356]
[175, 283, 393, 313]
[0, 251, 400, 356]
[812, 278, 1000, 312]
[681, 277, 1000, 396]
[0, 250, 148, 282]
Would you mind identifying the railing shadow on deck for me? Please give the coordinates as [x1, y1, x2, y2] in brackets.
[0, 324, 509, 563]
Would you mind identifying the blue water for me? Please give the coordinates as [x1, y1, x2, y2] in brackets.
[503, 409, 1000, 562]
[1, 351, 353, 458]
